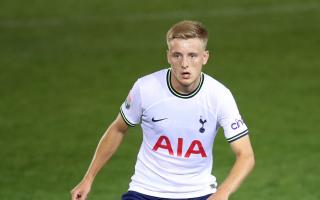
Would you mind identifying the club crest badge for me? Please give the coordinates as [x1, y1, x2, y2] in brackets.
[199, 116, 207, 133]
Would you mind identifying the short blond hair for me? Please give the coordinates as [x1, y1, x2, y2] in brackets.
[166, 20, 208, 49]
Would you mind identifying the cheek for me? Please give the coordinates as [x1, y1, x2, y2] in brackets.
[199, 56, 208, 65]
[169, 58, 180, 66]
[193, 58, 204, 66]
[193, 60, 204, 72]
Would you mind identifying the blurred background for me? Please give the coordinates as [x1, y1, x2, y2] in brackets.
[0, 0, 319, 199]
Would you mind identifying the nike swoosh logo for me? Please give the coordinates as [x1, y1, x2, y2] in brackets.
[152, 117, 167, 122]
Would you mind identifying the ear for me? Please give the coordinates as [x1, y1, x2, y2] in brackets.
[202, 50, 209, 65]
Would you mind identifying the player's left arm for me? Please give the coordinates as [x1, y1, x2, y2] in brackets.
[208, 134, 255, 200]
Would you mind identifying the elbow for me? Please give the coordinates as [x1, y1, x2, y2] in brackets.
[249, 152, 255, 171]
[238, 150, 255, 171]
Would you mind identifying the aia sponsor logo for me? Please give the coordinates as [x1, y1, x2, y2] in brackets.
[231, 119, 244, 130]
[152, 135, 207, 158]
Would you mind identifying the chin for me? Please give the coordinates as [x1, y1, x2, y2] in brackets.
[178, 79, 194, 87]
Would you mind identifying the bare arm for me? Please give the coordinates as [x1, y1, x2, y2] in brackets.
[71, 114, 129, 200]
[208, 135, 255, 200]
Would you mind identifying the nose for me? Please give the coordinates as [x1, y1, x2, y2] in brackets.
[181, 57, 188, 69]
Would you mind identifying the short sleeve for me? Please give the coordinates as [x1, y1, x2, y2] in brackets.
[120, 79, 142, 127]
[218, 89, 248, 143]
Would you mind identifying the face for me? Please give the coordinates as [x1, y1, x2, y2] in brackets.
[167, 38, 209, 93]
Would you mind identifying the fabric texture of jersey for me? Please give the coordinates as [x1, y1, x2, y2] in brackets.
[120, 68, 248, 199]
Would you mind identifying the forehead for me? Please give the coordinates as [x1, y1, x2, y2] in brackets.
[168, 38, 205, 52]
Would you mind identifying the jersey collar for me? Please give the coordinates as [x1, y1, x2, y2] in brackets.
[166, 68, 204, 99]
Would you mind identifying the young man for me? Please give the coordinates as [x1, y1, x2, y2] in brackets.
[71, 20, 255, 200]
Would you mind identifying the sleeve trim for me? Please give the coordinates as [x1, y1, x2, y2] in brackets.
[227, 129, 249, 143]
[120, 107, 136, 127]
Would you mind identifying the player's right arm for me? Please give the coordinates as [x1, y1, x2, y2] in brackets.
[70, 113, 129, 200]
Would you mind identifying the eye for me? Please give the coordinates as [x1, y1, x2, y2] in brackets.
[190, 53, 198, 58]
[173, 53, 181, 58]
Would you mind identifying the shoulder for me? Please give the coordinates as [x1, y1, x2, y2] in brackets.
[132, 68, 169, 109]
[139, 68, 168, 82]
[130, 68, 168, 98]
[202, 72, 231, 96]
[136, 68, 168, 90]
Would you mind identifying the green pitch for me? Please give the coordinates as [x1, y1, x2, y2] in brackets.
[0, 0, 319, 199]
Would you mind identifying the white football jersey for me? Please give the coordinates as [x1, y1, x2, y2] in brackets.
[120, 68, 248, 199]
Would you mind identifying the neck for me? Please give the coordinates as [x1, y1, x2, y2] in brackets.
[171, 75, 201, 94]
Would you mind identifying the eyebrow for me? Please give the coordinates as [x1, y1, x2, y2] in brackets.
[171, 51, 198, 55]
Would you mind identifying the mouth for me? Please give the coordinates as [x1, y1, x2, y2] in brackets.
[181, 72, 191, 79]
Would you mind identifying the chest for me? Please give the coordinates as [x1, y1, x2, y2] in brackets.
[141, 98, 218, 139]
